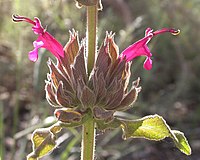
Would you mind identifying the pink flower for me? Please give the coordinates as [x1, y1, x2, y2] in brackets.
[121, 28, 180, 70]
[12, 15, 64, 62]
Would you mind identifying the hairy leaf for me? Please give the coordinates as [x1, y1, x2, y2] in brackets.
[96, 118, 121, 131]
[27, 125, 62, 160]
[120, 114, 191, 155]
[172, 130, 192, 155]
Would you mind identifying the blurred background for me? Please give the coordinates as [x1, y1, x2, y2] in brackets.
[0, 0, 200, 159]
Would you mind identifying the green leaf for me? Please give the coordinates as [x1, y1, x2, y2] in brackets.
[27, 125, 62, 160]
[121, 115, 170, 140]
[172, 130, 192, 155]
[96, 118, 121, 131]
[120, 114, 191, 155]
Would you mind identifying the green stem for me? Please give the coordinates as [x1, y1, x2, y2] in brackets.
[87, 4, 98, 74]
[81, 117, 96, 160]
[81, 1, 98, 160]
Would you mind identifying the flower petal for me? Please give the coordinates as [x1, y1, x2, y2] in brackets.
[32, 17, 44, 35]
[37, 32, 64, 59]
[145, 27, 153, 36]
[29, 48, 38, 62]
[33, 40, 44, 48]
[143, 57, 152, 70]
[121, 34, 152, 62]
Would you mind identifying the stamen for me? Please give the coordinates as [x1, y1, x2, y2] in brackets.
[170, 29, 180, 36]
[12, 14, 35, 25]
[12, 14, 23, 22]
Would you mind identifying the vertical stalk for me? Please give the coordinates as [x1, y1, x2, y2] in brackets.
[86, 4, 98, 74]
[81, 117, 96, 160]
[82, 1, 98, 160]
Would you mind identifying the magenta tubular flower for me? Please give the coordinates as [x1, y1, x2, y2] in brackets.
[121, 28, 180, 70]
[12, 15, 64, 62]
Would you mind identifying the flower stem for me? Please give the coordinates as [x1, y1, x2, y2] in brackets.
[86, 4, 98, 74]
[81, 116, 96, 160]
[81, 2, 98, 160]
